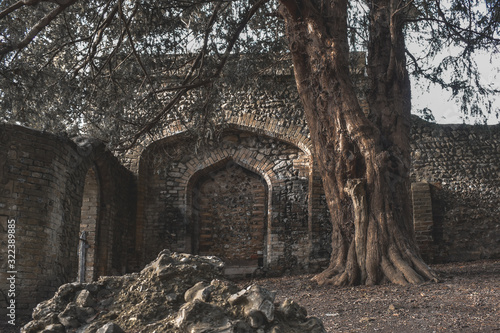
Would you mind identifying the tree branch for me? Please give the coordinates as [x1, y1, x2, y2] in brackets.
[182, 1, 225, 85]
[119, 0, 270, 150]
[213, 0, 270, 77]
[0, 1, 26, 20]
[0, 0, 78, 55]
[406, 1, 500, 44]
[0, 0, 72, 20]
[118, 0, 150, 82]
[71, 0, 119, 78]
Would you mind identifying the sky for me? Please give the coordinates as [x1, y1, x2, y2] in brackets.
[409, 43, 499, 126]
[412, 79, 500, 125]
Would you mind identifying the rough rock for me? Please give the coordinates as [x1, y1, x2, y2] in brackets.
[95, 322, 125, 333]
[22, 250, 325, 333]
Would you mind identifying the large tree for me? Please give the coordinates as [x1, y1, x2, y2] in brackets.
[1, 0, 498, 285]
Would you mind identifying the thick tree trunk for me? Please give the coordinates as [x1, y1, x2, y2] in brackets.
[279, 0, 438, 285]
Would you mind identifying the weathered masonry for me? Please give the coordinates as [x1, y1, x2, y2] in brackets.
[134, 128, 322, 276]
[1, 113, 500, 318]
[409, 118, 500, 263]
[0, 126, 136, 318]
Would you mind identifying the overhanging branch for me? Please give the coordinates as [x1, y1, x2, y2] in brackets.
[118, 0, 270, 150]
[0, 0, 78, 56]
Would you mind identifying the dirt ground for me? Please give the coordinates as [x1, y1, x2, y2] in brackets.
[243, 259, 500, 332]
[5, 259, 499, 332]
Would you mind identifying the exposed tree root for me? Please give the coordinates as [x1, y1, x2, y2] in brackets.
[312, 179, 439, 287]
[313, 242, 438, 286]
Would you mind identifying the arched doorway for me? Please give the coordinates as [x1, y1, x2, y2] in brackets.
[192, 160, 268, 273]
[78, 166, 100, 282]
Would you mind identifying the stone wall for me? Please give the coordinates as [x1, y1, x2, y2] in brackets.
[195, 162, 267, 265]
[410, 117, 500, 263]
[106, 67, 500, 273]
[2, 77, 500, 324]
[120, 71, 334, 274]
[130, 114, 500, 273]
[119, 72, 308, 174]
[0, 124, 136, 319]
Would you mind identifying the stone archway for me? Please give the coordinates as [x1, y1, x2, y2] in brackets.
[192, 160, 268, 273]
[136, 128, 319, 272]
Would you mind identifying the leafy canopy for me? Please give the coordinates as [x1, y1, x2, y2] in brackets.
[0, 0, 498, 149]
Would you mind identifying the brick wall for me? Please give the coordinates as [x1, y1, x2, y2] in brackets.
[130, 104, 500, 271]
[0, 124, 135, 323]
[0, 125, 89, 318]
[195, 161, 266, 266]
[2, 73, 500, 323]
[411, 182, 435, 262]
[93, 149, 137, 276]
[120, 67, 497, 269]
[79, 166, 100, 282]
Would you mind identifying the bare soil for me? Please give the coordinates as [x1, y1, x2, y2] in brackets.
[240, 259, 500, 332]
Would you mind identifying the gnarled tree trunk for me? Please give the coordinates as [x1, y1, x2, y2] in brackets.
[279, 0, 438, 285]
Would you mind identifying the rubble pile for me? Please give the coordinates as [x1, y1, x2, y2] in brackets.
[22, 250, 325, 333]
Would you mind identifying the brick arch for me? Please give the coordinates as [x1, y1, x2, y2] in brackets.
[135, 127, 312, 267]
[0, 126, 121, 315]
[180, 146, 277, 195]
[181, 146, 279, 222]
[224, 118, 312, 156]
[124, 116, 312, 173]
[188, 159, 269, 270]
[62, 140, 136, 283]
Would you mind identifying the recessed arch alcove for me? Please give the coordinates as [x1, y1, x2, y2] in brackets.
[78, 165, 101, 282]
[136, 127, 328, 274]
[189, 159, 269, 272]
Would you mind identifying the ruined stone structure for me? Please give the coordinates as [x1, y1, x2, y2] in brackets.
[1, 73, 500, 319]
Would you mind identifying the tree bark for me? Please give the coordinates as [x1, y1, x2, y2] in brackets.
[279, 0, 438, 285]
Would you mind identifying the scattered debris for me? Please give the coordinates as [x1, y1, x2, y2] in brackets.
[22, 250, 325, 333]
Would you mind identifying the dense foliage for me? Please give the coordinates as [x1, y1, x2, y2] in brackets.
[0, 0, 498, 147]
[0, 0, 288, 148]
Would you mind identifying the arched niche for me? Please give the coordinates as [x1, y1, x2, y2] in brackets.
[78, 165, 101, 282]
[190, 159, 268, 270]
